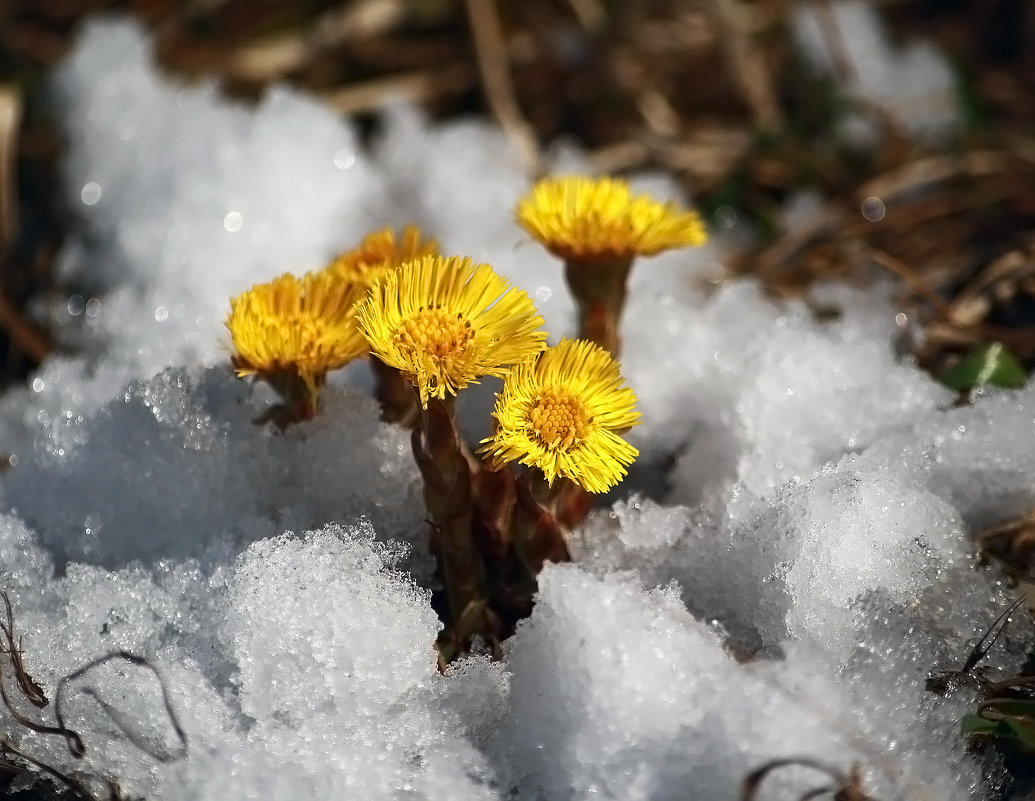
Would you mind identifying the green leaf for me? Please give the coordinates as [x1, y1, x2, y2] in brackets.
[962, 714, 1000, 736]
[962, 700, 1035, 748]
[940, 342, 1028, 391]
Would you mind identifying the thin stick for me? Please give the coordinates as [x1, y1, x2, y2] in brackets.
[322, 66, 472, 115]
[712, 0, 783, 131]
[808, 0, 858, 85]
[463, 0, 544, 177]
[565, 0, 607, 32]
[742, 758, 846, 801]
[0, 592, 47, 707]
[0, 291, 51, 363]
[55, 651, 188, 762]
[0, 86, 19, 262]
[226, 0, 407, 81]
[867, 248, 953, 318]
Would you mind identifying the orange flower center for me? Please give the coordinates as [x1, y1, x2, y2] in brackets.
[528, 390, 590, 451]
[395, 306, 475, 360]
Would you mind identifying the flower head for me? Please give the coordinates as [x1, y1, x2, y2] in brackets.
[356, 255, 547, 407]
[226, 270, 368, 392]
[325, 225, 439, 287]
[516, 175, 707, 262]
[480, 338, 640, 493]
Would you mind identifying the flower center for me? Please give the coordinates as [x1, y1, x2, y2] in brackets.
[528, 390, 590, 451]
[395, 306, 474, 360]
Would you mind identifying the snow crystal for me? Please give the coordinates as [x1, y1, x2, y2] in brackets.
[491, 564, 986, 801]
[2, 366, 423, 569]
[0, 16, 391, 460]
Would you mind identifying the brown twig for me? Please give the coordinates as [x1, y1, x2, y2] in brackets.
[0, 592, 47, 708]
[0, 290, 50, 364]
[808, 0, 859, 85]
[463, 0, 544, 177]
[225, 0, 407, 82]
[742, 759, 876, 801]
[947, 245, 1035, 326]
[564, 0, 607, 32]
[0, 85, 20, 263]
[866, 247, 953, 318]
[55, 651, 188, 763]
[322, 66, 473, 115]
[711, 0, 783, 131]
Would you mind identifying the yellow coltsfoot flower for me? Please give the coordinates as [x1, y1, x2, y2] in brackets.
[226, 270, 368, 401]
[515, 175, 707, 262]
[322, 226, 438, 426]
[516, 175, 707, 356]
[480, 338, 640, 494]
[356, 255, 547, 407]
[325, 225, 439, 287]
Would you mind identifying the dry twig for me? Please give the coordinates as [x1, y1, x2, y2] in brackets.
[711, 0, 783, 131]
[464, 0, 544, 177]
[0, 291, 50, 364]
[742, 759, 877, 801]
[226, 0, 407, 82]
[0, 86, 20, 262]
[322, 66, 472, 115]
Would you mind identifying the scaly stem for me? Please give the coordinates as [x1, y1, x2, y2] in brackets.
[412, 396, 491, 652]
[512, 471, 571, 577]
[255, 368, 322, 428]
[563, 257, 633, 357]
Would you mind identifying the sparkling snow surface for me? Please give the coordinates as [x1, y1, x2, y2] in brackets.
[0, 13, 1028, 801]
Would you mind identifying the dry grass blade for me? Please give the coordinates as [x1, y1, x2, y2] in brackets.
[807, 0, 858, 84]
[0, 592, 47, 708]
[226, 0, 407, 82]
[0, 590, 104, 799]
[947, 245, 1035, 327]
[0, 597, 85, 755]
[926, 596, 1026, 695]
[55, 651, 188, 763]
[564, 0, 607, 32]
[0, 591, 190, 799]
[711, 0, 782, 131]
[0, 85, 20, 263]
[464, 0, 544, 177]
[866, 248, 952, 318]
[0, 290, 50, 364]
[743, 208, 844, 279]
[856, 151, 1017, 206]
[322, 65, 472, 115]
[742, 759, 877, 801]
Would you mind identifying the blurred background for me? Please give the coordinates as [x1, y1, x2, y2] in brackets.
[1, 0, 1034, 393]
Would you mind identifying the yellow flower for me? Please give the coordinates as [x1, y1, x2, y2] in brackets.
[226, 270, 368, 391]
[516, 175, 707, 262]
[480, 338, 640, 493]
[325, 225, 439, 286]
[356, 255, 547, 407]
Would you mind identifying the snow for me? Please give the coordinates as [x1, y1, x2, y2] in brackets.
[0, 12, 1025, 801]
[792, 0, 962, 144]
